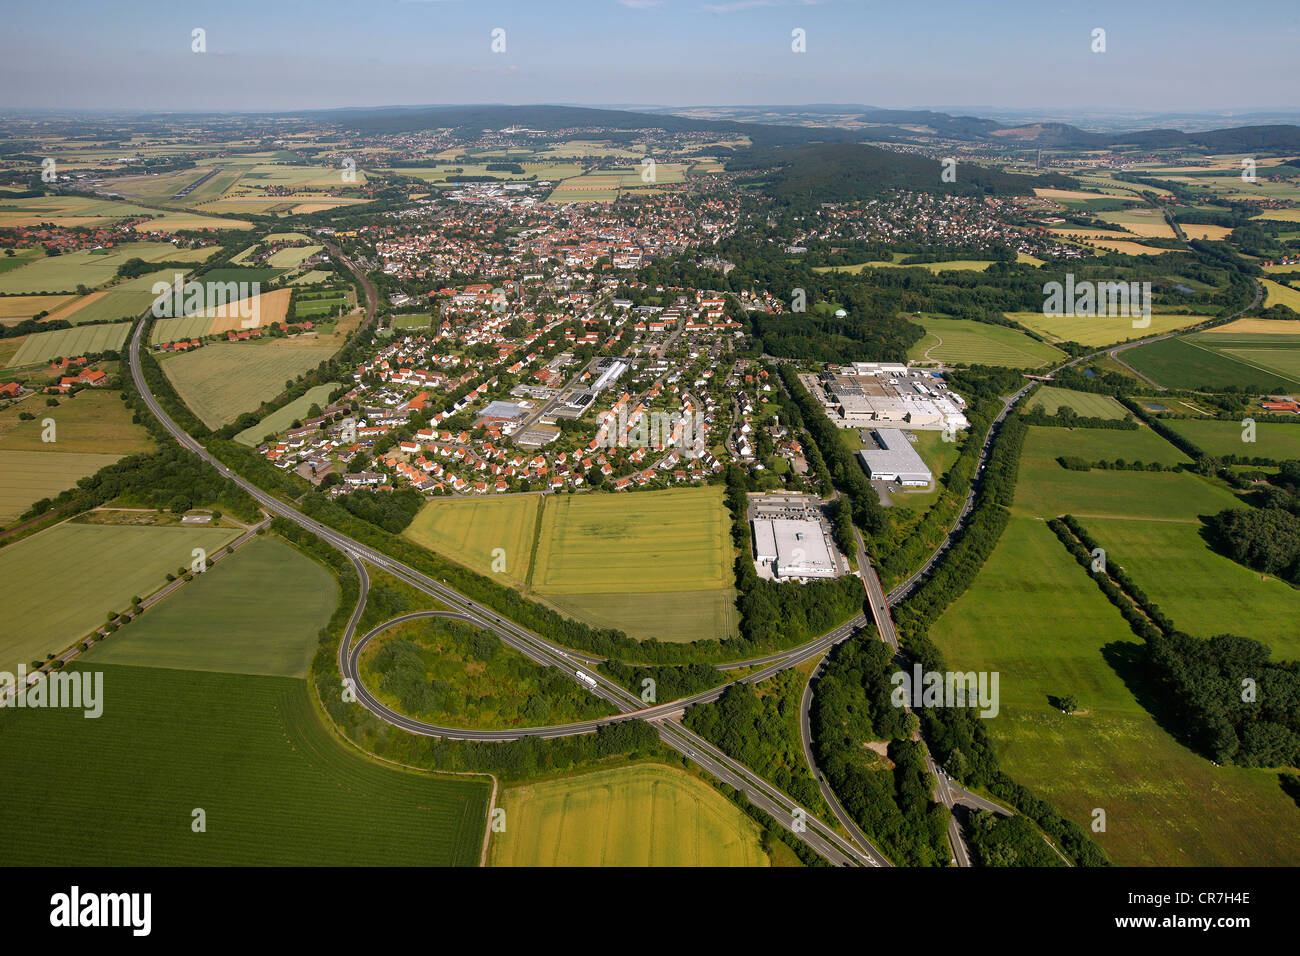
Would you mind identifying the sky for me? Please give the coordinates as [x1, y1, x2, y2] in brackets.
[1, 0, 1297, 114]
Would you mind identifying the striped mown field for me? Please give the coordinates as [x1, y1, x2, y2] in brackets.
[159, 341, 337, 428]
[6, 322, 132, 368]
[0, 521, 240, 667]
[0, 449, 121, 523]
[404, 494, 540, 590]
[83, 537, 338, 678]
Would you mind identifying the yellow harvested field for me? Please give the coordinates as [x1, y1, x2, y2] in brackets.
[0, 294, 78, 320]
[1051, 230, 1173, 255]
[1178, 223, 1234, 241]
[1010, 311, 1210, 347]
[204, 288, 292, 335]
[1210, 317, 1300, 335]
[1034, 188, 1110, 201]
[1251, 208, 1300, 222]
[134, 214, 252, 233]
[1263, 279, 1300, 312]
[1096, 210, 1176, 238]
[488, 764, 769, 867]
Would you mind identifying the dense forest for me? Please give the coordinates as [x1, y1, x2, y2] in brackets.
[725, 142, 1072, 205]
[809, 628, 950, 866]
[1147, 631, 1300, 767]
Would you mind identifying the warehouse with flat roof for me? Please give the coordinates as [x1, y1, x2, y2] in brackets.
[751, 516, 839, 579]
[857, 428, 932, 486]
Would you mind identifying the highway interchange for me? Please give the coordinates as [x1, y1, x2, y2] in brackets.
[124, 244, 1263, 868]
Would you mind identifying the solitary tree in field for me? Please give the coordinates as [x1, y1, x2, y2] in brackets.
[1060, 694, 1079, 714]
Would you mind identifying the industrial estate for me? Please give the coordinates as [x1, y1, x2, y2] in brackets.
[1, 4, 1298, 907]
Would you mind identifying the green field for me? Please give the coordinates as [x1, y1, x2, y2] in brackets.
[905, 317, 1064, 368]
[391, 313, 433, 329]
[0, 388, 154, 455]
[536, 588, 739, 644]
[51, 289, 162, 325]
[0, 522, 241, 667]
[160, 342, 338, 428]
[295, 293, 347, 318]
[234, 382, 342, 446]
[488, 764, 769, 867]
[1024, 386, 1129, 420]
[0, 242, 189, 294]
[1079, 516, 1300, 660]
[267, 244, 323, 269]
[404, 494, 541, 590]
[7, 322, 132, 368]
[198, 267, 285, 286]
[83, 537, 337, 678]
[1010, 311, 1210, 348]
[0, 449, 121, 523]
[1164, 417, 1300, 461]
[0, 663, 489, 865]
[1182, 329, 1300, 383]
[927, 517, 1300, 865]
[1012, 425, 1241, 520]
[1122, 336, 1300, 391]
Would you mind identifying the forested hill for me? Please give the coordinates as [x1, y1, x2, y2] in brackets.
[316, 103, 862, 148]
[311, 104, 1300, 154]
[725, 142, 1073, 206]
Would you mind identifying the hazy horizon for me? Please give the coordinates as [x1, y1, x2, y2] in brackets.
[2, 0, 1296, 114]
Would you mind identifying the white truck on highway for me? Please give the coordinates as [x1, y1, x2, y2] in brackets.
[575, 670, 598, 690]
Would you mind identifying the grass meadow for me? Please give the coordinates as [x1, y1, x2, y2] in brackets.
[0, 389, 154, 455]
[1011, 426, 1240, 520]
[925, 517, 1300, 865]
[1122, 336, 1300, 391]
[905, 316, 1064, 368]
[233, 382, 342, 446]
[1024, 386, 1129, 420]
[1164, 417, 1300, 461]
[1078, 516, 1300, 660]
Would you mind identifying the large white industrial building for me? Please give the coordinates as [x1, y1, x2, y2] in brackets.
[814, 364, 968, 432]
[857, 429, 933, 486]
[751, 517, 839, 579]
